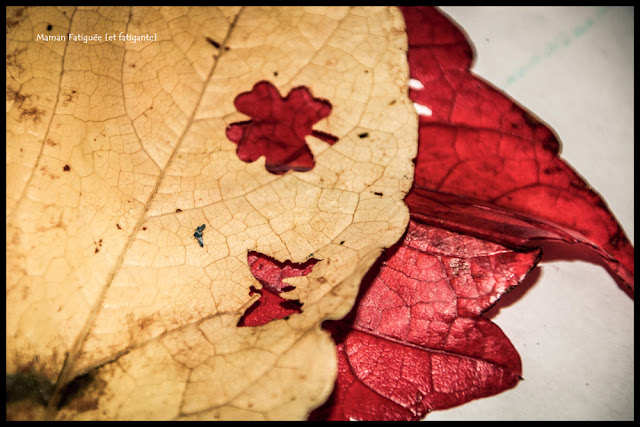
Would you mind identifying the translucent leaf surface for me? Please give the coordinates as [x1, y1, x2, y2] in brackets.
[5, 6, 417, 420]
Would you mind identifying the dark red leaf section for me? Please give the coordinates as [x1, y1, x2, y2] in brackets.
[237, 251, 318, 327]
[226, 81, 338, 175]
[308, 6, 634, 421]
[310, 221, 540, 421]
[401, 6, 633, 294]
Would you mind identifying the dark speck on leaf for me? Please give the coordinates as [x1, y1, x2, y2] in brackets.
[142, 226, 147, 231]
[63, 164, 70, 171]
[206, 37, 220, 48]
[340, 240, 345, 245]
[176, 208, 182, 213]
[47, 24, 52, 31]
[194, 224, 206, 247]
[274, 71, 278, 76]
[358, 132, 369, 138]
[116, 223, 121, 230]
[374, 192, 383, 196]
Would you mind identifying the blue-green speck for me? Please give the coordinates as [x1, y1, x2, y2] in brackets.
[194, 224, 205, 247]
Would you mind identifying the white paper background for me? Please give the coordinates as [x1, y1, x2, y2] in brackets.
[422, 6, 634, 421]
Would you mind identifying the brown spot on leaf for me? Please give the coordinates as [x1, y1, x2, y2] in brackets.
[57, 371, 105, 412]
[19, 107, 46, 125]
[46, 24, 52, 31]
[39, 165, 59, 180]
[63, 164, 70, 171]
[6, 19, 20, 33]
[116, 223, 121, 229]
[61, 89, 78, 107]
[137, 315, 154, 331]
[6, 86, 28, 105]
[6, 371, 55, 406]
[205, 37, 220, 48]
[175, 208, 182, 212]
[6, 8, 27, 33]
[6, 48, 27, 73]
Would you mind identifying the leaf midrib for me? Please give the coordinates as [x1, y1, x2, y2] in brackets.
[43, 6, 245, 419]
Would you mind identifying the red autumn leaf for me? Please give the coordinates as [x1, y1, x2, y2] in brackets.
[225, 80, 338, 174]
[237, 251, 318, 327]
[401, 6, 633, 294]
[310, 221, 540, 421]
[310, 6, 633, 421]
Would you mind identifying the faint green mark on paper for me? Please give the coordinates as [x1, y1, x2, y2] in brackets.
[503, 6, 611, 88]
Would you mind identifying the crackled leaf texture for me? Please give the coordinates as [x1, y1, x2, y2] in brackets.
[6, 6, 417, 421]
[310, 222, 539, 421]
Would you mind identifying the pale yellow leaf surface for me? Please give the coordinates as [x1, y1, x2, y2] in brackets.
[6, 6, 417, 421]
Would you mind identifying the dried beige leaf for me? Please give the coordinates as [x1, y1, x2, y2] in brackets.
[6, 6, 417, 420]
